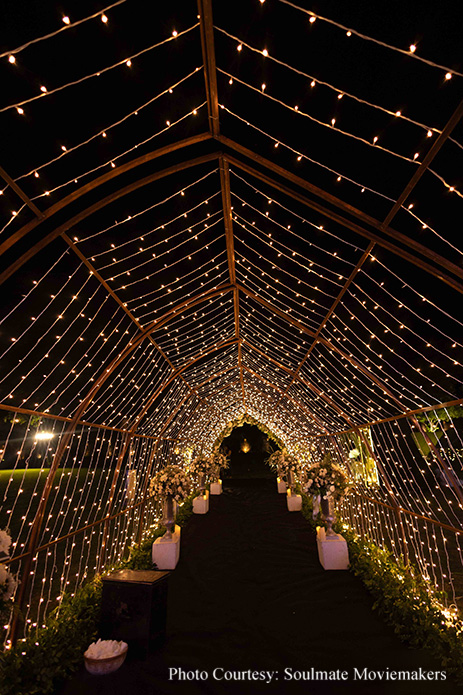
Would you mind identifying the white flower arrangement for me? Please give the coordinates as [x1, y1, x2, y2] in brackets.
[0, 529, 16, 620]
[210, 450, 230, 479]
[304, 454, 349, 500]
[85, 638, 127, 659]
[0, 529, 12, 556]
[148, 465, 191, 503]
[267, 448, 300, 478]
[188, 454, 217, 482]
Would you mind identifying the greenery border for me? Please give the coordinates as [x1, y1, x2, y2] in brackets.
[300, 493, 463, 683]
[0, 494, 195, 695]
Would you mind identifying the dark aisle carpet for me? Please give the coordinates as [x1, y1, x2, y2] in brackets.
[61, 479, 455, 695]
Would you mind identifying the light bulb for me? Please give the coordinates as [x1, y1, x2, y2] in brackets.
[409, 44, 416, 53]
[62, 16, 70, 24]
[8, 55, 16, 64]
[101, 14, 108, 23]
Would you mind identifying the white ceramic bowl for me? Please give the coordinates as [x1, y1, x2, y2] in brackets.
[84, 643, 128, 675]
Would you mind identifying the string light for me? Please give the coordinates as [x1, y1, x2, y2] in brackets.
[0, 23, 200, 114]
[1, 0, 462, 651]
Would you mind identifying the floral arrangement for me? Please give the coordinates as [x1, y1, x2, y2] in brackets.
[148, 465, 191, 503]
[210, 449, 230, 479]
[0, 529, 16, 620]
[188, 454, 217, 482]
[304, 454, 349, 500]
[267, 448, 300, 478]
[85, 638, 127, 659]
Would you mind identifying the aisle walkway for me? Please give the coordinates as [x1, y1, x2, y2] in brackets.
[62, 479, 454, 695]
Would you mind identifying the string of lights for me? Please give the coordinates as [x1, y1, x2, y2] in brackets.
[276, 0, 463, 79]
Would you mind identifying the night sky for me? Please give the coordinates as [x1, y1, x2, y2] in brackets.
[0, 0, 462, 439]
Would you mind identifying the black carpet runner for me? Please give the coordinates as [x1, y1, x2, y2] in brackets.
[61, 479, 455, 695]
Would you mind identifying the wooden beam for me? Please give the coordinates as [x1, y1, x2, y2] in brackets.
[318, 397, 463, 436]
[354, 492, 463, 537]
[197, 0, 220, 136]
[0, 134, 212, 261]
[382, 98, 463, 226]
[272, 104, 463, 417]
[220, 157, 236, 284]
[219, 156, 244, 410]
[276, 99, 463, 414]
[222, 149, 463, 291]
[0, 164, 44, 218]
[0, 151, 220, 287]
[0, 402, 188, 441]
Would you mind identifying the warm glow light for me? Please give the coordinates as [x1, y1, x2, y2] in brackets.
[409, 44, 416, 53]
[35, 432, 54, 441]
[62, 16, 70, 25]
[241, 438, 251, 453]
[101, 14, 108, 23]
[8, 55, 16, 64]
[445, 72, 452, 80]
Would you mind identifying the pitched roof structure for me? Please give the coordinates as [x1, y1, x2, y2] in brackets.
[0, 0, 462, 645]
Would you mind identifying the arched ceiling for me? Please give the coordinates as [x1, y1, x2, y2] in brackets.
[0, 0, 462, 456]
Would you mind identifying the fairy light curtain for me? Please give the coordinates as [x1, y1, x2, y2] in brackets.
[0, 0, 462, 648]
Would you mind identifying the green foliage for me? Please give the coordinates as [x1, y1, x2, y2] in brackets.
[300, 493, 463, 682]
[416, 406, 463, 428]
[0, 492, 196, 694]
[2, 412, 41, 428]
[0, 579, 102, 695]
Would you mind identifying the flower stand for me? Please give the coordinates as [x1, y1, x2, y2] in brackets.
[210, 480, 222, 495]
[286, 489, 302, 511]
[316, 526, 349, 570]
[152, 524, 181, 570]
[277, 477, 287, 493]
[193, 489, 210, 514]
